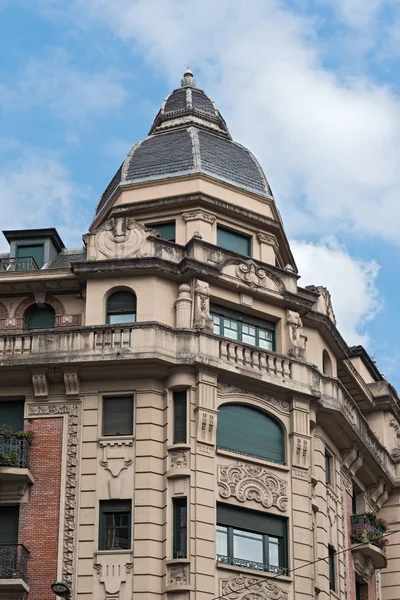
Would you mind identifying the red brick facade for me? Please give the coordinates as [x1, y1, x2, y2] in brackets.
[19, 417, 63, 600]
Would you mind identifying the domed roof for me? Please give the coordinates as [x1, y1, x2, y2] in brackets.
[95, 69, 272, 218]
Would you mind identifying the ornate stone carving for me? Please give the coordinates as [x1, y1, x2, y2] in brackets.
[368, 478, 388, 510]
[169, 563, 188, 586]
[28, 403, 79, 588]
[193, 279, 213, 331]
[306, 285, 337, 325]
[170, 449, 188, 469]
[293, 436, 309, 469]
[390, 418, 400, 460]
[286, 310, 307, 360]
[217, 382, 290, 414]
[342, 444, 363, 476]
[85, 217, 156, 260]
[256, 232, 278, 247]
[100, 439, 133, 478]
[31, 371, 48, 398]
[182, 210, 216, 223]
[221, 575, 288, 600]
[218, 463, 288, 511]
[94, 557, 133, 597]
[175, 283, 192, 328]
[197, 409, 215, 444]
[353, 551, 375, 583]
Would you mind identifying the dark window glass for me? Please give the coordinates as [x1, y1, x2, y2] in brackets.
[173, 391, 187, 444]
[217, 226, 251, 256]
[352, 491, 357, 515]
[217, 404, 284, 464]
[103, 396, 134, 436]
[26, 306, 55, 330]
[0, 399, 24, 430]
[211, 307, 275, 351]
[325, 453, 332, 485]
[0, 505, 19, 544]
[216, 504, 287, 575]
[328, 546, 336, 591]
[16, 244, 45, 269]
[99, 501, 131, 550]
[148, 222, 176, 243]
[173, 498, 187, 558]
[106, 291, 136, 325]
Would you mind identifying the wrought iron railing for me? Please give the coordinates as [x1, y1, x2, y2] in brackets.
[351, 514, 387, 550]
[0, 544, 29, 582]
[0, 435, 30, 469]
[0, 256, 39, 272]
[216, 554, 287, 575]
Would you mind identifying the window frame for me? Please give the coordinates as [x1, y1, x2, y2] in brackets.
[102, 395, 134, 437]
[106, 290, 137, 325]
[216, 504, 288, 575]
[147, 221, 176, 243]
[325, 451, 333, 486]
[211, 306, 275, 352]
[26, 305, 56, 330]
[173, 390, 187, 445]
[172, 497, 187, 559]
[99, 500, 132, 551]
[217, 225, 251, 256]
[328, 545, 336, 591]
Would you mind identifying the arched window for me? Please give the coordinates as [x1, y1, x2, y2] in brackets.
[217, 404, 284, 464]
[106, 291, 137, 325]
[322, 350, 333, 376]
[26, 305, 55, 330]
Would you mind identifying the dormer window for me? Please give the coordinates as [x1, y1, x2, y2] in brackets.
[16, 244, 44, 270]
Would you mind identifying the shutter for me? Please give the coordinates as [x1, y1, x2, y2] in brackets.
[217, 226, 251, 256]
[27, 308, 55, 330]
[217, 504, 286, 537]
[16, 244, 45, 268]
[0, 400, 24, 430]
[217, 404, 284, 464]
[173, 391, 187, 444]
[0, 505, 19, 544]
[102, 396, 134, 436]
[107, 292, 136, 314]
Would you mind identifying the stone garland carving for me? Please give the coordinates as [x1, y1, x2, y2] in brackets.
[170, 449, 188, 469]
[85, 216, 157, 260]
[221, 575, 288, 600]
[182, 210, 216, 223]
[218, 463, 288, 512]
[169, 563, 188, 586]
[28, 403, 79, 588]
[217, 382, 290, 414]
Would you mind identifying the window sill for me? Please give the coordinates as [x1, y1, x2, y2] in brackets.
[166, 558, 191, 565]
[216, 448, 289, 471]
[167, 443, 191, 451]
[216, 561, 292, 582]
[98, 436, 134, 444]
[95, 549, 132, 556]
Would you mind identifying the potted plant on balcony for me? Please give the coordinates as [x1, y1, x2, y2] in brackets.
[351, 512, 389, 551]
[0, 450, 19, 467]
[0, 424, 33, 441]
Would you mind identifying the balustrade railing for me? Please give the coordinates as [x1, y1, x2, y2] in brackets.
[0, 544, 29, 582]
[219, 339, 293, 379]
[0, 435, 30, 469]
[0, 257, 39, 272]
[351, 514, 388, 551]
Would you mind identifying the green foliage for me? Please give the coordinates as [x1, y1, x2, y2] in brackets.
[0, 424, 32, 442]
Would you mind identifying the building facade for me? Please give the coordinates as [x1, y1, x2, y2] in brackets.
[0, 69, 399, 600]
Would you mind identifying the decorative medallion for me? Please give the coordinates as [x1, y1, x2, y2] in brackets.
[221, 575, 288, 600]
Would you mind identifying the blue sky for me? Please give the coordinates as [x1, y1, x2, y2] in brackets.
[0, 0, 399, 389]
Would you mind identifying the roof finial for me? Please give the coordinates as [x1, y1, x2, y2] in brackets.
[181, 66, 196, 88]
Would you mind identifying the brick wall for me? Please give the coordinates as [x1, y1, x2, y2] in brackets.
[19, 417, 63, 600]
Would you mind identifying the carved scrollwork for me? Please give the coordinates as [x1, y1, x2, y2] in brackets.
[169, 564, 188, 585]
[221, 575, 288, 600]
[218, 463, 288, 512]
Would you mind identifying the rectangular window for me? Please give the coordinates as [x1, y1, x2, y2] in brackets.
[99, 500, 131, 550]
[0, 399, 24, 431]
[173, 498, 187, 558]
[211, 306, 275, 351]
[328, 546, 336, 591]
[102, 396, 134, 437]
[173, 391, 187, 444]
[147, 222, 176, 243]
[16, 244, 45, 269]
[352, 491, 357, 515]
[325, 452, 333, 486]
[217, 226, 251, 256]
[216, 504, 287, 575]
[0, 505, 19, 545]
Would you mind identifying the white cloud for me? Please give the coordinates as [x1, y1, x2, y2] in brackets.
[0, 147, 89, 251]
[58, 0, 400, 244]
[1, 50, 127, 119]
[292, 238, 382, 345]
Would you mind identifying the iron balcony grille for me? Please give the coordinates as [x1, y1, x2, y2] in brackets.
[216, 446, 284, 465]
[0, 544, 29, 582]
[0, 435, 31, 469]
[351, 514, 387, 550]
[0, 256, 39, 272]
[216, 554, 287, 576]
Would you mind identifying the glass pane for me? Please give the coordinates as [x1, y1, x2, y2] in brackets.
[27, 308, 55, 330]
[269, 537, 280, 567]
[216, 526, 228, 556]
[217, 226, 251, 256]
[16, 244, 44, 268]
[242, 324, 256, 345]
[212, 315, 221, 334]
[108, 313, 136, 324]
[233, 529, 263, 563]
[223, 319, 238, 340]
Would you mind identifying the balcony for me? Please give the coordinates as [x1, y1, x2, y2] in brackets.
[216, 554, 287, 576]
[0, 435, 34, 502]
[0, 544, 30, 595]
[0, 257, 39, 272]
[351, 514, 388, 573]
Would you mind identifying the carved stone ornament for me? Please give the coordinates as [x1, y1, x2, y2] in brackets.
[100, 439, 133, 477]
[169, 563, 188, 586]
[390, 418, 400, 460]
[63, 371, 80, 396]
[342, 444, 363, 477]
[352, 551, 375, 583]
[94, 558, 133, 596]
[256, 232, 278, 247]
[193, 279, 213, 331]
[170, 449, 188, 469]
[218, 463, 288, 512]
[217, 382, 290, 415]
[85, 216, 157, 260]
[31, 371, 48, 398]
[221, 575, 288, 600]
[28, 403, 79, 588]
[182, 210, 216, 223]
[368, 478, 389, 510]
[286, 310, 307, 360]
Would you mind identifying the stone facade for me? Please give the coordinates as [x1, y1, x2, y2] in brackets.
[0, 72, 399, 600]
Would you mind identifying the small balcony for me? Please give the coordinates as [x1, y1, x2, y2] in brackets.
[216, 554, 287, 576]
[0, 256, 39, 272]
[0, 435, 34, 502]
[0, 544, 30, 595]
[351, 514, 388, 572]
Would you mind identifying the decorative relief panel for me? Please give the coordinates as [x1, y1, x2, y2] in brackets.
[221, 575, 288, 600]
[100, 439, 133, 477]
[94, 555, 133, 599]
[170, 448, 189, 469]
[197, 409, 215, 445]
[193, 279, 213, 331]
[286, 310, 307, 360]
[84, 217, 157, 260]
[168, 563, 189, 586]
[389, 418, 400, 461]
[218, 463, 288, 512]
[217, 383, 290, 415]
[293, 436, 310, 469]
[28, 403, 79, 588]
[220, 260, 284, 293]
[182, 210, 216, 223]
